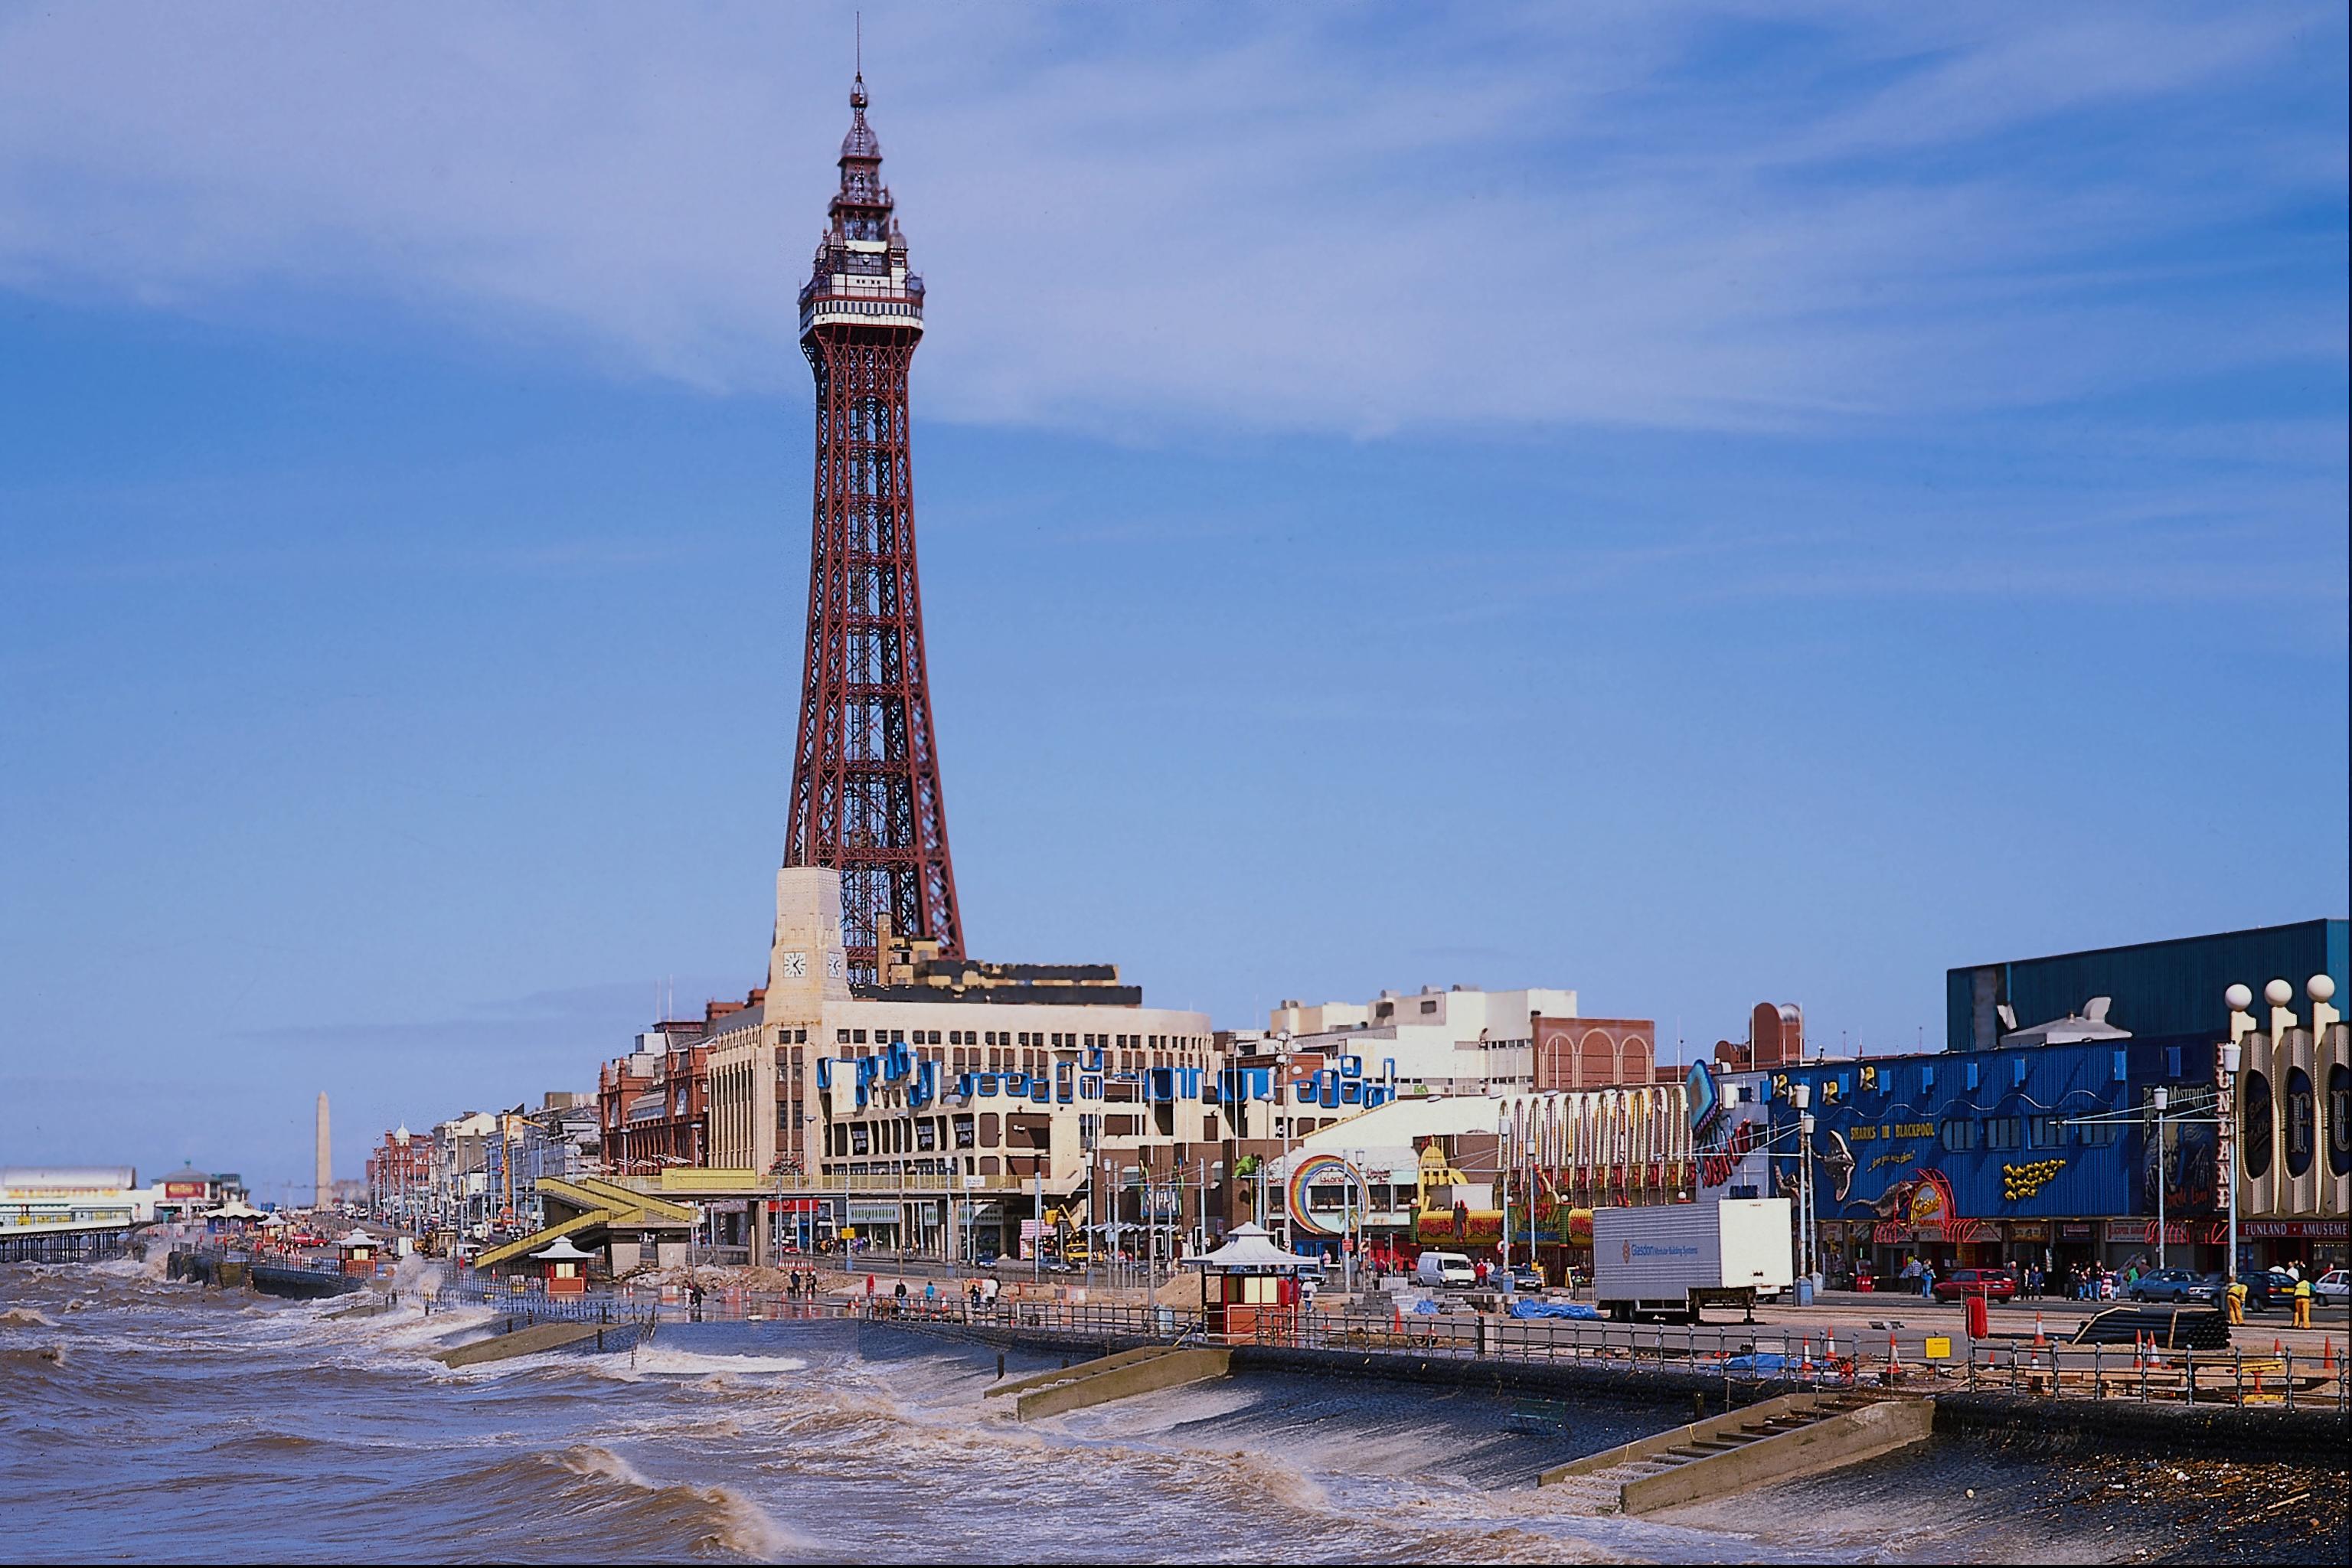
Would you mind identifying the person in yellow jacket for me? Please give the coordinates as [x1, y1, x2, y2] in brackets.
[2291, 1273, 2313, 1328]
[2226, 1277, 2247, 1325]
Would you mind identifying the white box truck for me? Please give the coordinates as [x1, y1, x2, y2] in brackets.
[1589, 1200, 1793, 1323]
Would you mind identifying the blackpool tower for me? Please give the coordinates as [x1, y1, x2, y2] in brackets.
[783, 70, 962, 982]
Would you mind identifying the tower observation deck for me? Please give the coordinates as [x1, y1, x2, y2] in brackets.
[784, 71, 962, 983]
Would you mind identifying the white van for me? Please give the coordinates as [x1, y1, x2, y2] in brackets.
[1416, 1250, 1476, 1288]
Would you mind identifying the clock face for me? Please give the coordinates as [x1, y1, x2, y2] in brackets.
[780, 949, 808, 979]
[825, 950, 845, 978]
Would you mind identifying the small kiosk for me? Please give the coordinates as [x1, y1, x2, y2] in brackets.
[205, 1199, 266, 1236]
[334, 1228, 380, 1278]
[1184, 1222, 1320, 1341]
[532, 1235, 595, 1296]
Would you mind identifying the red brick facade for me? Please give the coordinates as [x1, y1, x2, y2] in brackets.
[1531, 1016, 1656, 1090]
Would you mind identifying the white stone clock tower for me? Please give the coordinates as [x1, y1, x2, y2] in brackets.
[767, 865, 854, 1011]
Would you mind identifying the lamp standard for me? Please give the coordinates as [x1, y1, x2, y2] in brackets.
[1790, 1083, 1815, 1287]
[1273, 1037, 1295, 1253]
[1494, 1101, 1512, 1280]
[2151, 1086, 2170, 1271]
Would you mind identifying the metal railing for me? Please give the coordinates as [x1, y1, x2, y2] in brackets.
[1189, 1310, 2350, 1412]
[400, 1270, 2350, 1413]
[426, 1276, 655, 1331]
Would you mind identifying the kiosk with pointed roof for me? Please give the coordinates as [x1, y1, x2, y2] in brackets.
[531, 1235, 596, 1296]
[1183, 1222, 1320, 1341]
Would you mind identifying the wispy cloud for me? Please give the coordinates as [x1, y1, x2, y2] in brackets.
[0, 2, 2339, 436]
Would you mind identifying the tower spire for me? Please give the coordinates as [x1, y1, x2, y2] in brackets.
[788, 62, 961, 983]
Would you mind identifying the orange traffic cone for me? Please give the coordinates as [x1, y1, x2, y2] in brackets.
[2273, 1337, 2283, 1356]
[2322, 1338, 2336, 1374]
[2034, 1311, 2047, 1348]
[1888, 1331, 1901, 1379]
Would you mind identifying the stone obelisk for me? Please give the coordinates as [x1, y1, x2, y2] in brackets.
[314, 1093, 332, 1210]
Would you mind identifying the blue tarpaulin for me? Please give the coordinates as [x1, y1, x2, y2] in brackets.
[1410, 1298, 1442, 1315]
[1507, 1299, 1602, 1321]
[1723, 1352, 1791, 1374]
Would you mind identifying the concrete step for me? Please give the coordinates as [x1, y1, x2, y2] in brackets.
[1615, 1399, 1936, 1517]
[1013, 1347, 1233, 1421]
[1540, 1392, 1934, 1519]
[985, 1344, 1180, 1400]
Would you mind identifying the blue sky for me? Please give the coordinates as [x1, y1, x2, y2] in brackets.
[2, 3, 2344, 1203]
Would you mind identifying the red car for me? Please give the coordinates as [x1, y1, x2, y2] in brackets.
[1932, 1267, 2017, 1302]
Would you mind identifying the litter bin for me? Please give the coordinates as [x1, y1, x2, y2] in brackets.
[1855, 1269, 1874, 1292]
[1794, 1277, 1815, 1307]
[1965, 1288, 1989, 1340]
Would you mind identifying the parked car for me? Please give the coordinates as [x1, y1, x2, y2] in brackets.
[1508, 1265, 1546, 1293]
[1931, 1267, 2017, 1302]
[2242, 1268, 2298, 1310]
[2126, 1267, 2208, 1303]
[2314, 1269, 2349, 1303]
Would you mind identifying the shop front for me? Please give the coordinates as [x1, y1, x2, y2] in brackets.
[2238, 1217, 2350, 1275]
[2050, 1220, 2099, 1278]
[2102, 1217, 2228, 1274]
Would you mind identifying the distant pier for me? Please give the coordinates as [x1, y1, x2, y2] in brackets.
[0, 1222, 145, 1265]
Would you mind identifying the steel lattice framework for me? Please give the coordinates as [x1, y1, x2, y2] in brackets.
[784, 72, 962, 982]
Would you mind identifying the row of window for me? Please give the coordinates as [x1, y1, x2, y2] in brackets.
[825, 1112, 1222, 1158]
[1938, 1114, 2118, 1152]
[829, 1025, 1204, 1052]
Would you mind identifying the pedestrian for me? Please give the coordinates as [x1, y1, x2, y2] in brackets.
[2292, 1272, 2313, 1328]
[2226, 1276, 2247, 1325]
[688, 1282, 704, 1322]
[1919, 1261, 1936, 1300]
[893, 1279, 909, 1317]
[923, 1279, 937, 1315]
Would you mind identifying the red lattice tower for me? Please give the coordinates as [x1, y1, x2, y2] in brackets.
[784, 70, 962, 981]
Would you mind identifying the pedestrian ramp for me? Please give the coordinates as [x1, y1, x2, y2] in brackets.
[471, 1178, 697, 1272]
[1537, 1391, 1933, 1516]
[984, 1344, 1232, 1420]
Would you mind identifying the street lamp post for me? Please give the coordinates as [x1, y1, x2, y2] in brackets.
[1273, 1039, 1295, 1253]
[2151, 1086, 2169, 1272]
[1494, 1105, 1511, 1281]
[1790, 1083, 1815, 1288]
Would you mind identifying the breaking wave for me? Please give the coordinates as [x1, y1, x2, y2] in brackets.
[539, 1444, 811, 1560]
